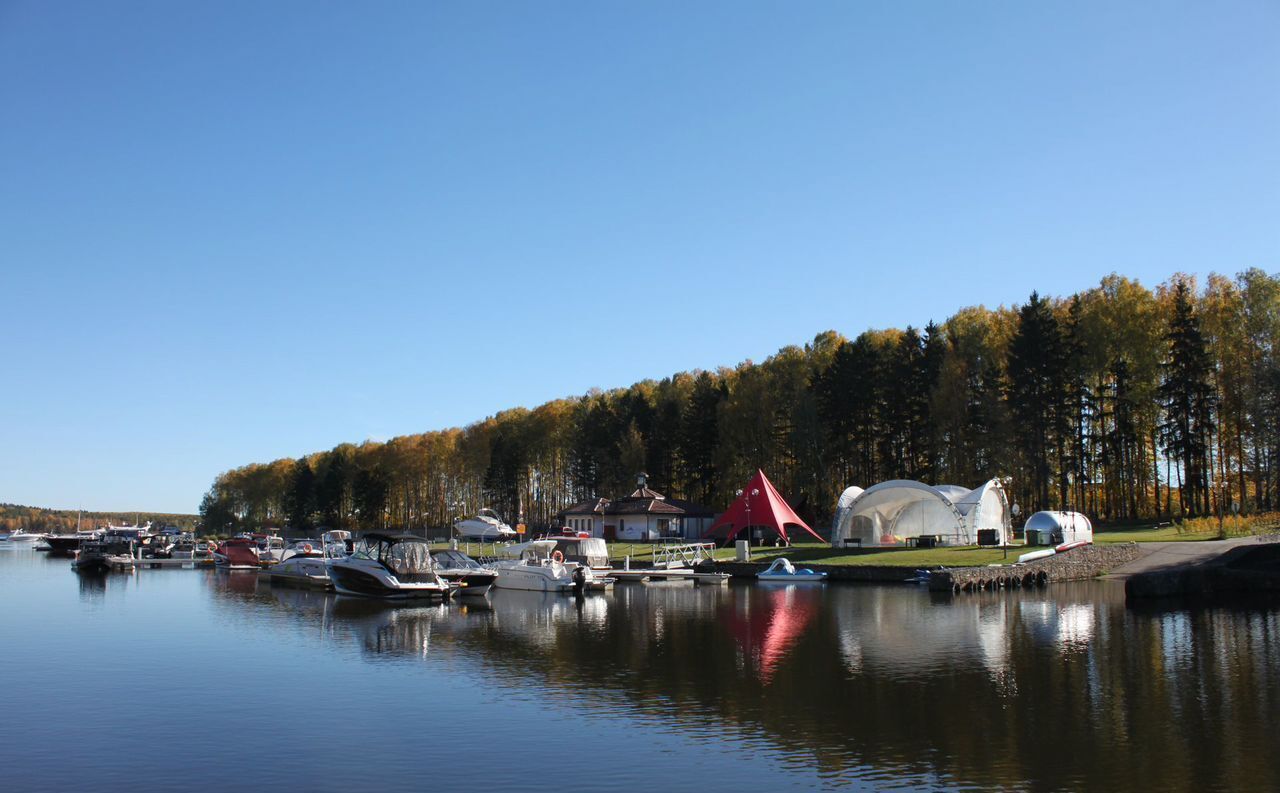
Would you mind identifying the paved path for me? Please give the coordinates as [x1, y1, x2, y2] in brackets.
[1101, 538, 1261, 580]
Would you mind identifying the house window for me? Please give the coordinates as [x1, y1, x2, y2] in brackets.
[619, 518, 625, 532]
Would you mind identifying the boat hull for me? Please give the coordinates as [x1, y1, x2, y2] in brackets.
[329, 564, 449, 600]
[757, 574, 827, 582]
[490, 566, 576, 592]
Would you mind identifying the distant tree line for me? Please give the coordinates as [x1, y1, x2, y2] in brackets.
[0, 504, 197, 534]
[200, 270, 1280, 535]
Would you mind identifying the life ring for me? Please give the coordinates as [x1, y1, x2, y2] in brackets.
[551, 550, 564, 564]
[300, 543, 313, 554]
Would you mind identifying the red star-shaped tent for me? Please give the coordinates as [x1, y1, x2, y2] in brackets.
[705, 469, 826, 544]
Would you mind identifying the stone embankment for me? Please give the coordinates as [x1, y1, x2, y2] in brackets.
[710, 561, 918, 583]
[709, 543, 1143, 589]
[926, 543, 1141, 593]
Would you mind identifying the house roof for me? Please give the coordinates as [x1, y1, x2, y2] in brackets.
[556, 488, 716, 519]
[561, 498, 608, 516]
[604, 496, 685, 516]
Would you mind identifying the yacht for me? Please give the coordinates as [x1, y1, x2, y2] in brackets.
[488, 540, 599, 593]
[44, 529, 105, 555]
[430, 549, 498, 597]
[72, 529, 140, 573]
[327, 534, 450, 600]
[453, 509, 517, 541]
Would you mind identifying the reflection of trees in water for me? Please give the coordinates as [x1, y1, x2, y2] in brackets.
[227, 579, 1280, 790]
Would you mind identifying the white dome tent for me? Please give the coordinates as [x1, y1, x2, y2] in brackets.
[830, 486, 864, 536]
[831, 479, 1012, 547]
[1023, 511, 1092, 546]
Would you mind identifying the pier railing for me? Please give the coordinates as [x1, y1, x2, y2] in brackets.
[650, 542, 717, 569]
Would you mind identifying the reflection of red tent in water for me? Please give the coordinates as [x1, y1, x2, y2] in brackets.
[722, 586, 819, 683]
[705, 469, 826, 544]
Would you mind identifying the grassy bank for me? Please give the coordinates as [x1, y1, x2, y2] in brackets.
[430, 513, 1280, 570]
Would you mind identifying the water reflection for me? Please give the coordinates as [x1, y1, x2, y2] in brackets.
[217, 576, 1280, 791]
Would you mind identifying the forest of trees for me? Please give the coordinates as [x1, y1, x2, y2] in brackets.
[0, 504, 197, 534]
[199, 270, 1280, 536]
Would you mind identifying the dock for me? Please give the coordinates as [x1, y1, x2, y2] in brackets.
[610, 568, 730, 586]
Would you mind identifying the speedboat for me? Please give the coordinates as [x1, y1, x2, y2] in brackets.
[327, 534, 450, 600]
[264, 542, 331, 589]
[3, 529, 44, 543]
[430, 549, 498, 597]
[489, 540, 601, 593]
[453, 509, 517, 541]
[213, 538, 262, 570]
[757, 557, 827, 582]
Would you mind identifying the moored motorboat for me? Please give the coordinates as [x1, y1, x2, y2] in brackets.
[264, 543, 332, 589]
[489, 540, 603, 593]
[44, 530, 105, 555]
[72, 529, 140, 573]
[213, 538, 262, 570]
[757, 557, 827, 582]
[327, 534, 450, 600]
[430, 549, 498, 597]
[3, 529, 45, 543]
[539, 532, 615, 591]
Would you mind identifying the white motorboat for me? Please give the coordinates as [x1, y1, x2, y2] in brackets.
[757, 557, 827, 582]
[3, 529, 44, 543]
[540, 532, 615, 591]
[453, 509, 517, 541]
[430, 549, 498, 597]
[489, 540, 602, 593]
[327, 534, 450, 600]
[264, 542, 331, 589]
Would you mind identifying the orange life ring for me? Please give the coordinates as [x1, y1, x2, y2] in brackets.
[300, 543, 313, 554]
[551, 550, 564, 564]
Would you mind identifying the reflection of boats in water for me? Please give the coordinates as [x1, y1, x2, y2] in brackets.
[328, 534, 449, 601]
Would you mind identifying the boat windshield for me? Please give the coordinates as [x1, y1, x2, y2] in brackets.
[378, 540, 434, 575]
[433, 550, 481, 570]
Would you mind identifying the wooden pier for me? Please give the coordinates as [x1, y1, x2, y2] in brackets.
[610, 568, 730, 586]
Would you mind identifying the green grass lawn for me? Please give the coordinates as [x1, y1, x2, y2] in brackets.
[430, 518, 1265, 571]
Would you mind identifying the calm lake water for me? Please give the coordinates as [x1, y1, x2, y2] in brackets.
[1, 545, 1278, 792]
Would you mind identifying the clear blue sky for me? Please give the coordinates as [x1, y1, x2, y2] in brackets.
[2, 1, 1276, 513]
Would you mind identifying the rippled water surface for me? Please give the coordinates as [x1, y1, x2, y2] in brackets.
[2, 545, 1278, 792]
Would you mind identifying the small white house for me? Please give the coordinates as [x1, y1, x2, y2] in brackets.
[1023, 511, 1093, 546]
[558, 475, 717, 541]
